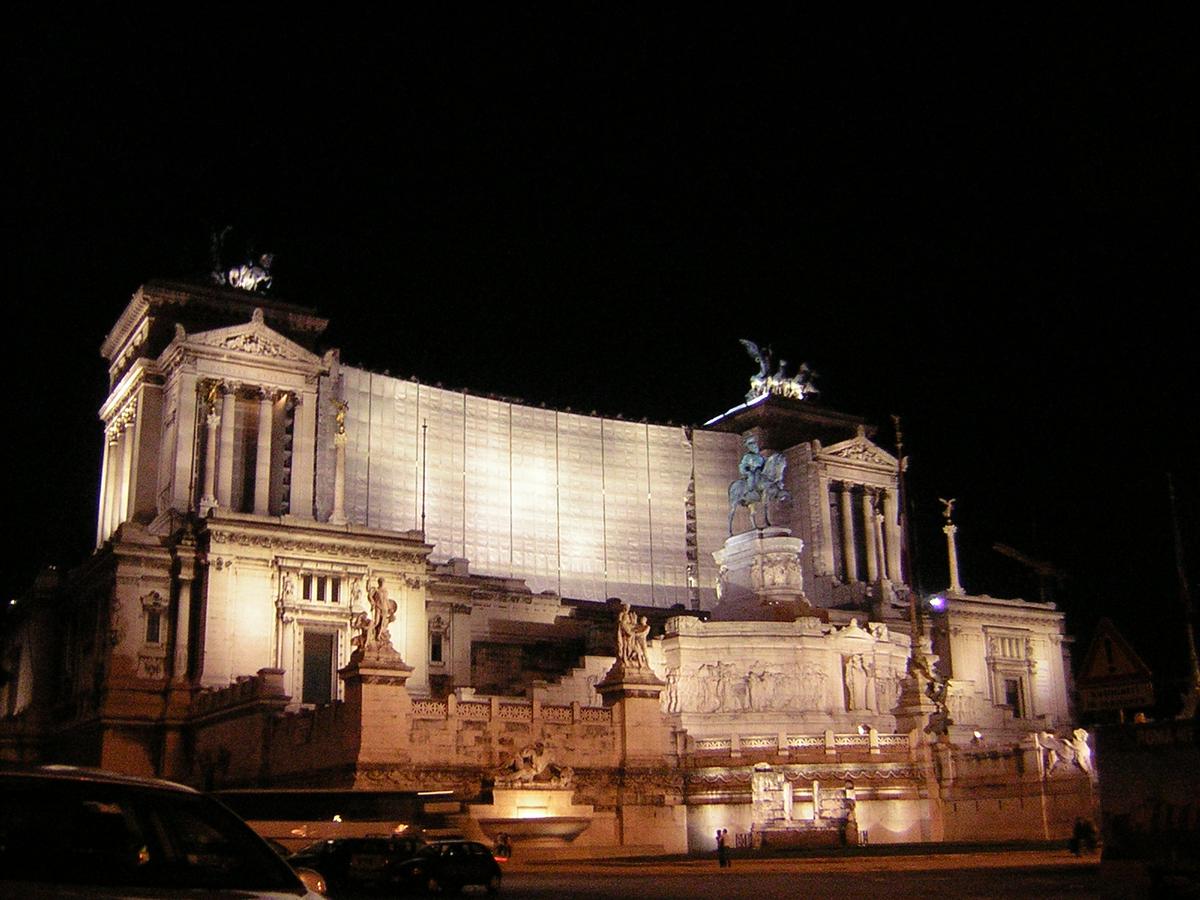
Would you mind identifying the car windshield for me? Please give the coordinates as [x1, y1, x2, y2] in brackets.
[0, 777, 303, 893]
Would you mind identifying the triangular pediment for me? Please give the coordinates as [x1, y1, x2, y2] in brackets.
[818, 433, 898, 468]
[183, 309, 322, 366]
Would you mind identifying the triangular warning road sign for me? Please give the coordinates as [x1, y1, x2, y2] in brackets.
[1078, 618, 1153, 683]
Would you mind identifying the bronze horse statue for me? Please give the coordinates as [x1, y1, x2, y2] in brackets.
[728, 451, 789, 533]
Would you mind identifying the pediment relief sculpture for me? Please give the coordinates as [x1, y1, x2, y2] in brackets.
[821, 436, 896, 467]
[183, 310, 321, 366]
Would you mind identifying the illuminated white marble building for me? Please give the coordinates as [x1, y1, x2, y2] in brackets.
[1, 278, 1091, 850]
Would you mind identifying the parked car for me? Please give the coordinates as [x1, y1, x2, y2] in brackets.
[288, 835, 427, 895]
[396, 840, 502, 895]
[0, 764, 323, 898]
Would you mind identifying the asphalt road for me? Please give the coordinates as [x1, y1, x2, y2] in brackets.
[493, 851, 1116, 899]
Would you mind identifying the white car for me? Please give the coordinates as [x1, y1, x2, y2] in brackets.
[0, 765, 325, 898]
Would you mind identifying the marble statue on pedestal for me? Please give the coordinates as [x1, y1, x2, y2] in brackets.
[616, 602, 651, 668]
[369, 577, 397, 646]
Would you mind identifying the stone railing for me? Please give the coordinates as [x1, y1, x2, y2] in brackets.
[691, 729, 910, 758]
[409, 695, 611, 726]
[193, 668, 288, 718]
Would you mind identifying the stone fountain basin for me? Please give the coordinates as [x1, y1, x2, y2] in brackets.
[475, 816, 592, 843]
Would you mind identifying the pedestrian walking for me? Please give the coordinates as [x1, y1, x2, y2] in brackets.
[717, 828, 729, 868]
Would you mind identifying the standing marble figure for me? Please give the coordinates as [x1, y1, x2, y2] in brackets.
[369, 577, 397, 645]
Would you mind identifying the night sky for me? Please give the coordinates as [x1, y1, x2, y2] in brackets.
[8, 16, 1196, 703]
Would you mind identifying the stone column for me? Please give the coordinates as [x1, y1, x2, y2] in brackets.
[883, 488, 902, 582]
[944, 523, 964, 594]
[115, 424, 134, 526]
[816, 471, 835, 576]
[254, 389, 274, 515]
[96, 433, 114, 546]
[106, 430, 125, 539]
[199, 404, 220, 515]
[873, 511, 887, 583]
[839, 483, 858, 582]
[216, 384, 237, 509]
[171, 372, 201, 511]
[172, 542, 200, 683]
[330, 430, 348, 525]
[862, 490, 878, 582]
[290, 389, 317, 519]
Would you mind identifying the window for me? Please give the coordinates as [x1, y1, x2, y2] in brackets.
[139, 591, 166, 647]
[297, 573, 341, 603]
[430, 633, 443, 664]
[986, 628, 1035, 721]
[145, 610, 161, 644]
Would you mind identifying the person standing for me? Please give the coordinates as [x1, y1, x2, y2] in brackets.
[716, 828, 729, 868]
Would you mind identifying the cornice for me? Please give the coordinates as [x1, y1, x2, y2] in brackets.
[204, 517, 432, 566]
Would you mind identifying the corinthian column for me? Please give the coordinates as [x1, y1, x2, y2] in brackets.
[816, 471, 835, 576]
[216, 384, 237, 509]
[862, 490, 878, 582]
[873, 511, 886, 583]
[839, 482, 858, 582]
[254, 389, 274, 515]
[883, 488, 902, 582]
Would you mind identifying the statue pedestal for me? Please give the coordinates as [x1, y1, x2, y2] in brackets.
[595, 662, 669, 767]
[339, 642, 414, 764]
[711, 528, 820, 621]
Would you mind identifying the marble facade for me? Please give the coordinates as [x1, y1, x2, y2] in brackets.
[0, 278, 1094, 852]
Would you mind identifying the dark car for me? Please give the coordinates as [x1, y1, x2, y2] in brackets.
[0, 764, 321, 898]
[289, 834, 428, 895]
[396, 839, 502, 895]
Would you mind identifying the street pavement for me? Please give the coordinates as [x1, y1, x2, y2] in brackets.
[495, 849, 1118, 899]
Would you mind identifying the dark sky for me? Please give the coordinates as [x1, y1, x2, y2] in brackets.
[8, 15, 1197, 697]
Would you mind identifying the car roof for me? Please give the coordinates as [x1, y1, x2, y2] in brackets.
[0, 764, 199, 794]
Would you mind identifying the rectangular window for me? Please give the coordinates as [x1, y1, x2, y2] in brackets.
[317, 576, 328, 601]
[302, 575, 313, 601]
[302, 630, 335, 704]
[145, 610, 161, 644]
[330, 579, 340, 603]
[430, 633, 444, 664]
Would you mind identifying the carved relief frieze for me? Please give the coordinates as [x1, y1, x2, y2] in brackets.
[688, 765, 918, 788]
[667, 658, 833, 714]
